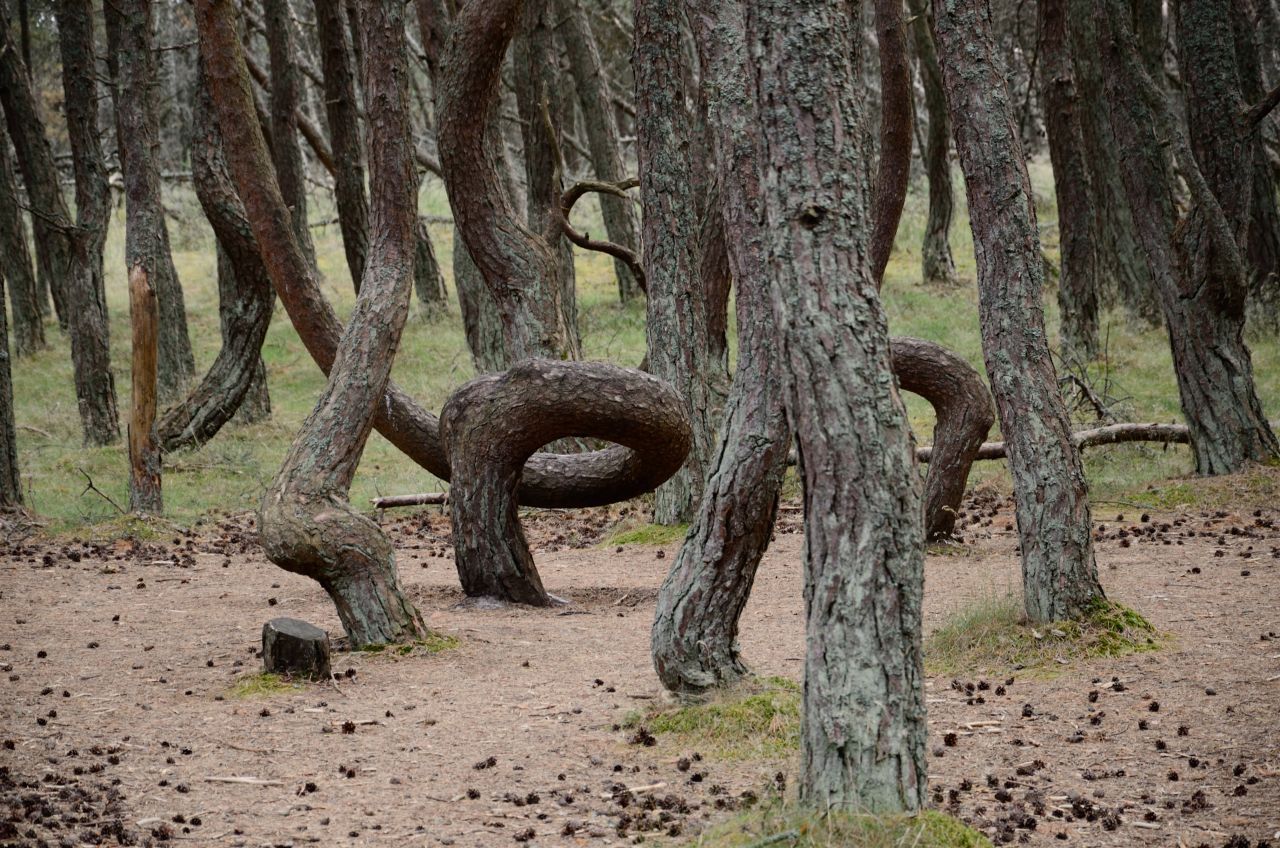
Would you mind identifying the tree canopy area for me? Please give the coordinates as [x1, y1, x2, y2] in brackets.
[1, 0, 1279, 844]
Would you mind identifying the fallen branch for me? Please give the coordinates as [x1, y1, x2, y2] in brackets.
[928, 421, 1192, 463]
[77, 468, 126, 514]
[202, 776, 284, 786]
[371, 492, 448, 509]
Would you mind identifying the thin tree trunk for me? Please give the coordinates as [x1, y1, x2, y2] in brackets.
[637, 0, 714, 525]
[453, 227, 508, 371]
[0, 126, 43, 356]
[314, 0, 370, 291]
[128, 266, 162, 513]
[556, 0, 642, 302]
[906, 0, 957, 285]
[869, 0, 913, 284]
[934, 0, 1105, 623]
[413, 217, 448, 317]
[54, 0, 122, 446]
[104, 0, 198, 401]
[1038, 0, 1099, 362]
[0, 274, 20, 508]
[264, 0, 319, 266]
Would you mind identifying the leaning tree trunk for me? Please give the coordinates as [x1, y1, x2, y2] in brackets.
[1037, 0, 1099, 362]
[747, 0, 926, 813]
[556, 0, 642, 302]
[264, 0, 318, 267]
[203, 0, 430, 646]
[158, 66, 276, 452]
[104, 0, 197, 401]
[906, 0, 957, 285]
[0, 126, 43, 357]
[868, 0, 912, 284]
[314, 0, 370, 292]
[0, 275, 20, 508]
[637, 0, 715, 525]
[1094, 0, 1278, 474]
[934, 0, 1105, 623]
[412, 217, 448, 317]
[53, 0, 121, 447]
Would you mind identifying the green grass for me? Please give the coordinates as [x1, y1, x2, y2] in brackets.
[690, 806, 992, 848]
[605, 521, 690, 547]
[360, 633, 460, 656]
[9, 163, 1279, 532]
[227, 672, 304, 698]
[626, 676, 800, 760]
[925, 595, 1160, 677]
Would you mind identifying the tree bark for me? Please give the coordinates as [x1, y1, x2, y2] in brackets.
[252, 0, 429, 647]
[869, 0, 913, 285]
[220, 246, 273, 425]
[314, 0, 370, 292]
[556, 0, 642, 302]
[697, 182, 733, 396]
[453, 229, 508, 370]
[1037, 0, 1099, 362]
[104, 0, 198, 401]
[906, 0, 957, 285]
[0, 273, 19, 508]
[413, 217, 448, 317]
[934, 0, 1105, 623]
[0, 125, 43, 357]
[441, 360, 691, 606]
[637, 0, 715, 526]
[1094, 0, 1278, 474]
[264, 0, 319, 266]
[127, 266, 162, 514]
[53, 0, 122, 446]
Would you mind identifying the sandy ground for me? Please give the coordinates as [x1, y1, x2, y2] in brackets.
[2, 485, 1279, 848]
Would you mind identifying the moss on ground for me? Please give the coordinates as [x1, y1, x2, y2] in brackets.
[227, 672, 304, 698]
[604, 522, 690, 547]
[626, 677, 800, 760]
[690, 806, 992, 847]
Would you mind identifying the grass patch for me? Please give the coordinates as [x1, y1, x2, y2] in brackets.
[227, 672, 304, 698]
[605, 522, 689, 547]
[691, 805, 991, 848]
[360, 633, 461, 656]
[1120, 464, 1280, 512]
[626, 676, 800, 760]
[926, 595, 1160, 677]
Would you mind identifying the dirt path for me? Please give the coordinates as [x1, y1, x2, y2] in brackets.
[2, 486, 1278, 847]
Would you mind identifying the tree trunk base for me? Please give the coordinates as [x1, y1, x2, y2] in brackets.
[262, 617, 331, 679]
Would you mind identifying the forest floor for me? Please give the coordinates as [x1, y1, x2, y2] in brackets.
[2, 467, 1279, 848]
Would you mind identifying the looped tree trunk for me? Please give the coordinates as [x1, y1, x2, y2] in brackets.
[891, 337, 995, 541]
[440, 360, 691, 606]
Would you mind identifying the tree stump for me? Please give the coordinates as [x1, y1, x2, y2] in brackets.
[262, 618, 331, 680]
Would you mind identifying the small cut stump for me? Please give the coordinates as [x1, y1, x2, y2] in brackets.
[262, 617, 332, 680]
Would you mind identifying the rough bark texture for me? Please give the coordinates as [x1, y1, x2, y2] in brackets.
[1037, 0, 1099, 362]
[54, 0, 121, 446]
[906, 0, 957, 285]
[1095, 0, 1278, 474]
[158, 68, 276, 452]
[934, 0, 1105, 623]
[441, 360, 691, 605]
[453, 230, 508, 370]
[0, 125, 43, 356]
[0, 274, 19, 508]
[263, 0, 318, 265]
[636, 0, 715, 526]
[1233, 0, 1280, 321]
[412, 217, 448, 317]
[698, 183, 733, 394]
[253, 0, 429, 647]
[556, 0, 642, 302]
[314, 0, 370, 291]
[127, 266, 163, 514]
[104, 0, 198, 401]
[869, 0, 913, 284]
[743, 0, 927, 812]
[262, 618, 332, 679]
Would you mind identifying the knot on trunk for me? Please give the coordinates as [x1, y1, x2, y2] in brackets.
[440, 359, 692, 606]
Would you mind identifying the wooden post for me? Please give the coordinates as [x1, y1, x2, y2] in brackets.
[128, 264, 162, 514]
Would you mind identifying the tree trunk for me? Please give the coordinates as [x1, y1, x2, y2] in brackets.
[314, 0, 370, 292]
[53, 0, 122, 447]
[1094, 0, 1278, 474]
[453, 228, 508, 371]
[441, 360, 691, 606]
[0, 125, 43, 357]
[697, 182, 733, 396]
[0, 274, 20, 508]
[264, 0, 319, 266]
[934, 0, 1105, 623]
[158, 67, 276, 451]
[1037, 0, 1099, 362]
[127, 266, 162, 513]
[1133, 0, 1165, 82]
[636, 0, 715, 526]
[906, 0, 957, 285]
[869, 0, 913, 285]
[556, 0, 642, 302]
[742, 0, 927, 812]
[413, 218, 448, 317]
[104, 0, 198, 401]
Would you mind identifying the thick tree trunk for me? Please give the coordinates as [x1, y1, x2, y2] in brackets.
[556, 0, 642, 302]
[636, 0, 715, 526]
[104, 0, 198, 401]
[158, 69, 276, 451]
[869, 0, 912, 285]
[127, 266, 162, 514]
[264, 0, 319, 266]
[745, 0, 926, 812]
[906, 0, 957, 285]
[1133, 0, 1165, 82]
[1095, 0, 1278, 474]
[1037, 0, 1099, 362]
[934, 0, 1105, 623]
[244, 0, 429, 646]
[0, 275, 19, 508]
[0, 127, 43, 357]
[441, 361, 691, 606]
[314, 0, 370, 292]
[53, 0, 121, 447]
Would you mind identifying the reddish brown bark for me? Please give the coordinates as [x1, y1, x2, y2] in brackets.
[869, 0, 913, 284]
[128, 266, 162, 514]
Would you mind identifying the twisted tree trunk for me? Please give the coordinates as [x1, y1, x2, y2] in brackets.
[0, 125, 43, 357]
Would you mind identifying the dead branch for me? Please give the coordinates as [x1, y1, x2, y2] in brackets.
[77, 468, 126, 514]
[371, 492, 448, 509]
[558, 177, 646, 292]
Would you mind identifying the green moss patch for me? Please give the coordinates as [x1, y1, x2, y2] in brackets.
[227, 672, 304, 698]
[604, 522, 689, 547]
[691, 806, 991, 848]
[625, 677, 800, 760]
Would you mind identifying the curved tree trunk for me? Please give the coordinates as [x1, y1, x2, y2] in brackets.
[906, 0, 957, 285]
[869, 0, 913, 285]
[158, 68, 276, 452]
[637, 0, 715, 525]
[0, 125, 43, 357]
[0, 274, 20, 508]
[934, 0, 1105, 623]
[264, 0, 318, 267]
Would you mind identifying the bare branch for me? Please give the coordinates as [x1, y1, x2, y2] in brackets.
[558, 178, 646, 292]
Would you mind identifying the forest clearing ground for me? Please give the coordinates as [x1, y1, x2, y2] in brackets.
[2, 468, 1279, 847]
